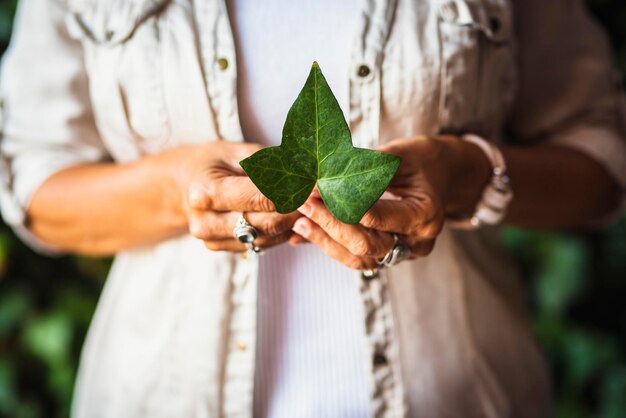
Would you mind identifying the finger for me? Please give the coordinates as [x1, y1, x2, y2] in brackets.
[360, 198, 442, 238]
[189, 175, 276, 212]
[292, 217, 377, 270]
[360, 199, 419, 234]
[229, 142, 264, 160]
[375, 139, 416, 177]
[375, 138, 448, 189]
[216, 142, 264, 170]
[402, 235, 437, 257]
[189, 210, 301, 240]
[203, 230, 293, 252]
[298, 198, 394, 258]
[246, 211, 301, 236]
[288, 234, 309, 245]
[312, 186, 396, 201]
[375, 137, 440, 177]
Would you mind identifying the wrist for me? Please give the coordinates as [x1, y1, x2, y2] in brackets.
[138, 146, 195, 234]
[441, 136, 492, 218]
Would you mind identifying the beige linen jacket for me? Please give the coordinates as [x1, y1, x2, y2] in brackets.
[1, 0, 626, 417]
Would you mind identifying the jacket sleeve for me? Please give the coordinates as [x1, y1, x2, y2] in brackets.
[509, 0, 626, 206]
[0, 0, 110, 253]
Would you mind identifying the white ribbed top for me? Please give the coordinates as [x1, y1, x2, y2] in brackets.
[254, 245, 370, 417]
[228, 0, 370, 416]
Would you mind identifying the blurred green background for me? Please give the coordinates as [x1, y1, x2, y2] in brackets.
[0, 0, 625, 417]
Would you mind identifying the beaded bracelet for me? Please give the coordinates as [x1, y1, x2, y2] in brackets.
[447, 134, 513, 229]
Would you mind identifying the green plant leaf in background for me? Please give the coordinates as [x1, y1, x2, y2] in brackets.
[240, 62, 401, 224]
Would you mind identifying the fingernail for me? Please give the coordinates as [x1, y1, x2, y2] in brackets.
[292, 219, 310, 237]
[298, 203, 312, 216]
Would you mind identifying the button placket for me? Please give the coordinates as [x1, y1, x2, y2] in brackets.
[349, 0, 399, 149]
[360, 268, 405, 417]
[350, 0, 406, 416]
[195, 0, 243, 143]
[194, 2, 255, 416]
[222, 253, 258, 418]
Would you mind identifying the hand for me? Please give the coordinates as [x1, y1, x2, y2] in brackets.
[177, 141, 301, 252]
[290, 136, 491, 269]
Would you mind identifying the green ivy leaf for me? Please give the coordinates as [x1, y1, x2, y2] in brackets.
[240, 62, 401, 224]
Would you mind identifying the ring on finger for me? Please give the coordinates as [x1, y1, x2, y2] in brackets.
[378, 233, 411, 267]
[233, 213, 263, 254]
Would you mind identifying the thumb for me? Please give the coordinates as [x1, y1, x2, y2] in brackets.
[222, 142, 264, 172]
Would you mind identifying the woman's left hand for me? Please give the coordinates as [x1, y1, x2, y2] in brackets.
[289, 136, 490, 270]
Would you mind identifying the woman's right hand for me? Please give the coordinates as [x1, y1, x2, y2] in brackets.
[176, 141, 301, 252]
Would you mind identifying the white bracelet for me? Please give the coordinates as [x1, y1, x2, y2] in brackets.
[447, 134, 513, 230]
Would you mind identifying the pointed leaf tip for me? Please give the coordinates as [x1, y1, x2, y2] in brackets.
[240, 63, 401, 223]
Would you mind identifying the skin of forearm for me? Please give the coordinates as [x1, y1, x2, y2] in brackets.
[27, 148, 190, 256]
[26, 137, 622, 256]
[445, 140, 622, 229]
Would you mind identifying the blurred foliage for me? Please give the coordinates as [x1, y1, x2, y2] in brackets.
[0, 0, 625, 417]
[502, 2, 626, 417]
[503, 217, 626, 418]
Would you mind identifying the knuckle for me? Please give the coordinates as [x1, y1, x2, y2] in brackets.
[409, 198, 443, 238]
[421, 196, 438, 217]
[319, 233, 334, 249]
[349, 238, 375, 257]
[361, 209, 382, 229]
[251, 192, 273, 212]
[261, 216, 286, 236]
[188, 181, 215, 210]
[189, 218, 209, 239]
[407, 218, 423, 236]
[187, 185, 204, 209]
[420, 210, 444, 239]
[420, 219, 443, 239]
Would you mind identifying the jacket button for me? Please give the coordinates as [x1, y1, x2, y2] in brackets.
[217, 57, 229, 71]
[357, 64, 371, 77]
[489, 17, 501, 33]
[373, 352, 388, 367]
[236, 340, 247, 351]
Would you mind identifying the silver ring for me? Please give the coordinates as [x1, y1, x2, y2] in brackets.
[233, 214, 262, 254]
[378, 234, 411, 267]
